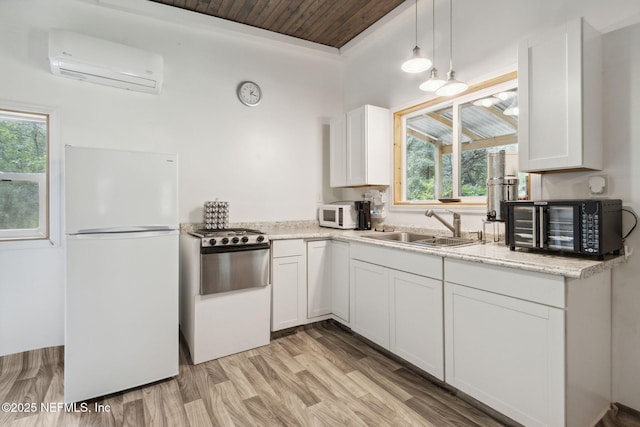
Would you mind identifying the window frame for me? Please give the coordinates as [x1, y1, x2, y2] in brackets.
[0, 172, 48, 239]
[0, 101, 59, 248]
[393, 71, 520, 207]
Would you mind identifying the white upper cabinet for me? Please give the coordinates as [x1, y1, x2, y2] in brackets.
[518, 18, 602, 172]
[329, 115, 347, 187]
[330, 104, 390, 187]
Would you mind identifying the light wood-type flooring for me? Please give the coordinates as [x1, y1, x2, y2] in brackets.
[1, 322, 639, 426]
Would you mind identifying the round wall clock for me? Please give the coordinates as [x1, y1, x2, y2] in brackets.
[237, 81, 262, 107]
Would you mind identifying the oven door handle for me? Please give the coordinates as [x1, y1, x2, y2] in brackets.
[201, 243, 270, 254]
[538, 206, 546, 249]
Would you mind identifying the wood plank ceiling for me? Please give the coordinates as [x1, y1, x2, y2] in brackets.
[148, 0, 406, 49]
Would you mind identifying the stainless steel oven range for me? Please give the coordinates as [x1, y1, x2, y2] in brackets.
[189, 228, 270, 295]
[179, 227, 272, 364]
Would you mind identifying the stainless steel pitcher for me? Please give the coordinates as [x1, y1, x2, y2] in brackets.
[486, 150, 518, 221]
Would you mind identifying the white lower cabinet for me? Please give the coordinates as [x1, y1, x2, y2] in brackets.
[271, 240, 307, 331]
[307, 240, 332, 319]
[350, 243, 443, 379]
[390, 270, 443, 380]
[351, 259, 390, 348]
[445, 282, 564, 426]
[444, 258, 611, 427]
[331, 240, 350, 324]
[272, 239, 348, 331]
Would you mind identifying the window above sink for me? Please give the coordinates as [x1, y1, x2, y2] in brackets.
[393, 72, 531, 207]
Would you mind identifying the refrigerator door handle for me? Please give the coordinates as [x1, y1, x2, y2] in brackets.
[67, 229, 178, 240]
[73, 225, 175, 234]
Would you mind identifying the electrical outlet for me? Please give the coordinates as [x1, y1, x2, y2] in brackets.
[588, 175, 607, 196]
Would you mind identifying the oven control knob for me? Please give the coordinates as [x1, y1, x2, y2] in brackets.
[221, 237, 229, 245]
[241, 236, 249, 243]
[209, 238, 216, 246]
[232, 237, 240, 244]
[256, 235, 265, 243]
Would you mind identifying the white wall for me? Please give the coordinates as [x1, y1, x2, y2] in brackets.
[340, 0, 640, 410]
[0, 248, 65, 355]
[0, 0, 342, 356]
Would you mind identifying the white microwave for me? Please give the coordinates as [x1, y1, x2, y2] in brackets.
[318, 204, 356, 229]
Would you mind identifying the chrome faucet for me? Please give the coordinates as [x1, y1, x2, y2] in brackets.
[425, 209, 461, 237]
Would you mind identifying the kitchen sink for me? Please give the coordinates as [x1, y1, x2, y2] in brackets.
[363, 232, 477, 248]
[363, 232, 433, 243]
[412, 236, 477, 247]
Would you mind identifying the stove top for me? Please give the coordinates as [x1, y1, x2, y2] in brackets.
[190, 228, 269, 247]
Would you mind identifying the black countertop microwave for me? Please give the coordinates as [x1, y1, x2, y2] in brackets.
[504, 199, 623, 258]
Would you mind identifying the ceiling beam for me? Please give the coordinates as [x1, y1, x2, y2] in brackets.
[440, 134, 517, 154]
[483, 105, 518, 129]
[407, 128, 442, 147]
[426, 112, 483, 142]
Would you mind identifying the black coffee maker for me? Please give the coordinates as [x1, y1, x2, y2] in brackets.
[354, 201, 371, 230]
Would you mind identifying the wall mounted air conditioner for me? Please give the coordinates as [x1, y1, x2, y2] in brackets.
[48, 29, 163, 94]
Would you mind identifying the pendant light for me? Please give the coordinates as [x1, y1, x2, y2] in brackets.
[401, 0, 432, 73]
[436, 0, 468, 96]
[503, 96, 519, 116]
[419, 0, 446, 92]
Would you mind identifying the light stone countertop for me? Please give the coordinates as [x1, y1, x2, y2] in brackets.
[181, 221, 626, 279]
[261, 223, 626, 280]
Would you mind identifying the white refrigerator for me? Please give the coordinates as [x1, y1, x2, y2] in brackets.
[64, 145, 179, 403]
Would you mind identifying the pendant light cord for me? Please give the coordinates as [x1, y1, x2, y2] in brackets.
[431, 0, 435, 64]
[448, 0, 453, 71]
[414, 0, 419, 46]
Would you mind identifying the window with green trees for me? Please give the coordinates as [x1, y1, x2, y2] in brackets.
[395, 74, 526, 205]
[0, 108, 49, 241]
